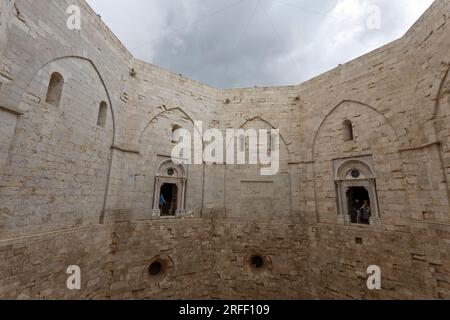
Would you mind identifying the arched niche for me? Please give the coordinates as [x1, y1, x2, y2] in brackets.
[311, 100, 399, 225]
[224, 116, 292, 220]
[152, 160, 187, 217]
[45, 72, 64, 107]
[342, 120, 354, 142]
[1, 56, 114, 237]
[312, 100, 399, 160]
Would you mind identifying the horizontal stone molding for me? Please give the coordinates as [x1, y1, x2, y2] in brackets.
[0, 104, 24, 115]
[399, 141, 441, 152]
[0, 224, 105, 244]
[111, 144, 140, 154]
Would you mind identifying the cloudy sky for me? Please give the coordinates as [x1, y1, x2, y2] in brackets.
[86, 0, 434, 88]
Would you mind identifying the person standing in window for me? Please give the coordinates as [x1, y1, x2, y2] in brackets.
[351, 199, 360, 224]
[159, 194, 166, 210]
[361, 200, 371, 225]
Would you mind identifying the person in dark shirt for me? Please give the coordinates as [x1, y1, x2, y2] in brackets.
[361, 200, 371, 225]
[351, 199, 360, 224]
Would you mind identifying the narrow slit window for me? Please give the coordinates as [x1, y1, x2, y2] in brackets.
[171, 125, 182, 143]
[46, 72, 64, 107]
[343, 120, 354, 142]
[97, 101, 108, 128]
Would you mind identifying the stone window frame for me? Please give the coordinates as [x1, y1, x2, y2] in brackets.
[334, 156, 381, 226]
[152, 160, 187, 217]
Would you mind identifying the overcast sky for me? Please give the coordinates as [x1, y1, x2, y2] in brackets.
[86, 0, 434, 88]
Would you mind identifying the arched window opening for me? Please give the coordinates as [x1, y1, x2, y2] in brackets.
[46, 72, 64, 107]
[97, 101, 108, 128]
[343, 120, 354, 142]
[171, 125, 182, 143]
[334, 157, 381, 226]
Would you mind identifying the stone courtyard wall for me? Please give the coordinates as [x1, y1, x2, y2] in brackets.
[0, 0, 449, 299]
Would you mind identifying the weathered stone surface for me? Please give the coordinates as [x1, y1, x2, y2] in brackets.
[0, 0, 449, 299]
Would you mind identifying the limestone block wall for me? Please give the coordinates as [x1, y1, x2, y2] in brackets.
[209, 219, 311, 300]
[210, 0, 450, 300]
[0, 0, 133, 299]
[0, 224, 112, 299]
[0, 0, 450, 300]
[306, 222, 450, 299]
[0, 0, 13, 58]
[0, 108, 18, 175]
[312, 100, 403, 225]
[279, 0, 450, 228]
[108, 219, 213, 300]
[0, 57, 114, 238]
[0, 0, 19, 178]
[215, 87, 297, 221]
[114, 59, 218, 219]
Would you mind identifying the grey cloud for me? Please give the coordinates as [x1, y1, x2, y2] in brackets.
[87, 0, 434, 88]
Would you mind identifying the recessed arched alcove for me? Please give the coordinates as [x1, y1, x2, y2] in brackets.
[223, 116, 292, 222]
[1, 56, 114, 238]
[134, 107, 202, 218]
[342, 119, 354, 142]
[312, 100, 399, 225]
[334, 157, 381, 226]
[45, 72, 64, 107]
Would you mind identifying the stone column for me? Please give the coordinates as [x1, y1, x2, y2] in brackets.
[152, 177, 161, 217]
[176, 178, 187, 216]
[336, 181, 351, 225]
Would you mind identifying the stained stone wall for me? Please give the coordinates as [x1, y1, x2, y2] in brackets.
[1, 57, 114, 238]
[108, 219, 213, 300]
[0, 0, 12, 58]
[0, 224, 112, 299]
[0, 0, 450, 299]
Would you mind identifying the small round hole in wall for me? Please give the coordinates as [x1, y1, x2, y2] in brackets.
[148, 261, 163, 276]
[250, 255, 264, 269]
[144, 256, 173, 287]
[167, 168, 175, 176]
